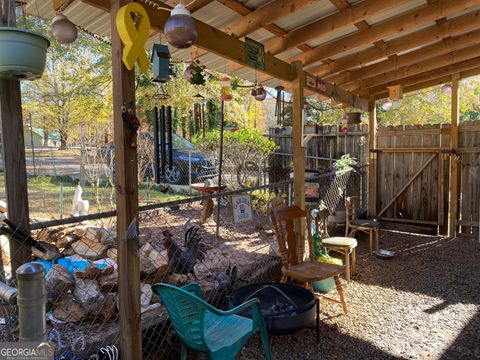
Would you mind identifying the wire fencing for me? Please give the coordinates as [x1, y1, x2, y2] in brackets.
[0, 133, 366, 358]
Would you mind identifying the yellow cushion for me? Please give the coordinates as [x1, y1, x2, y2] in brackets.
[322, 237, 357, 248]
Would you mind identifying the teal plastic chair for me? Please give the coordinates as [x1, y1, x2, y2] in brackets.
[152, 282, 271, 360]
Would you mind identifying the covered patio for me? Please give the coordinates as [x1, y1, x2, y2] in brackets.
[0, 0, 480, 359]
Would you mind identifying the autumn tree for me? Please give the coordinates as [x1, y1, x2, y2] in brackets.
[22, 17, 112, 148]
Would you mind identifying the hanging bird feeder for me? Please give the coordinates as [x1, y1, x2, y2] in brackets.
[0, 27, 50, 80]
[220, 77, 232, 101]
[51, 13, 78, 44]
[251, 84, 267, 101]
[164, 3, 197, 49]
[151, 44, 171, 83]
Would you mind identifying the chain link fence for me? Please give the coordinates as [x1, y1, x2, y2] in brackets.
[0, 133, 366, 358]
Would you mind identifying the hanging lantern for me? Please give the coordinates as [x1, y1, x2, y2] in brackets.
[441, 83, 452, 95]
[164, 3, 197, 49]
[51, 14, 78, 44]
[220, 77, 232, 101]
[382, 100, 393, 111]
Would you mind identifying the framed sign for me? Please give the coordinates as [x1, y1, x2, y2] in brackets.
[232, 195, 253, 223]
[245, 37, 265, 70]
[306, 75, 316, 88]
[316, 79, 327, 94]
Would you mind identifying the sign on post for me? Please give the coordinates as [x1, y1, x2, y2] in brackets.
[232, 195, 253, 223]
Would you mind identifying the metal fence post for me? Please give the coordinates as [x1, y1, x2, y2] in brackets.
[189, 150, 192, 193]
[16, 262, 46, 342]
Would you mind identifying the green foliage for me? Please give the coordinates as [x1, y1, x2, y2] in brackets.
[193, 127, 277, 157]
[377, 78, 480, 125]
[335, 154, 357, 171]
[251, 190, 278, 214]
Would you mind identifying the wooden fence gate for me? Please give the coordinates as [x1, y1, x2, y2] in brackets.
[376, 122, 480, 237]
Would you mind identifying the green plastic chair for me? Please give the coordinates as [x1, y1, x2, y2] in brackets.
[152, 282, 271, 360]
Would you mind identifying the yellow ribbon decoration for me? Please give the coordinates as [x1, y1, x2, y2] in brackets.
[115, 3, 150, 73]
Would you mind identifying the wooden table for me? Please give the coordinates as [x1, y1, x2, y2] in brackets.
[190, 183, 227, 223]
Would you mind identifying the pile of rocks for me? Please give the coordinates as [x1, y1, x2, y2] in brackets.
[36, 224, 188, 324]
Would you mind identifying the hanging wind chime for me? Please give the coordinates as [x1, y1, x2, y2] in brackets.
[275, 85, 285, 127]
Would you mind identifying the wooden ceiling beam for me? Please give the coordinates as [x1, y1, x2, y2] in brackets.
[374, 66, 480, 99]
[265, 0, 412, 56]
[308, 9, 480, 78]
[166, 0, 215, 13]
[349, 44, 480, 92]
[293, 0, 480, 67]
[224, 0, 316, 38]
[361, 56, 480, 96]
[329, 0, 350, 10]
[82, 0, 368, 110]
[330, 28, 480, 85]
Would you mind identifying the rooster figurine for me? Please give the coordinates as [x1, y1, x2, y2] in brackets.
[162, 225, 206, 279]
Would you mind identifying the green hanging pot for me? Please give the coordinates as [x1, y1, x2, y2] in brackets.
[0, 27, 50, 80]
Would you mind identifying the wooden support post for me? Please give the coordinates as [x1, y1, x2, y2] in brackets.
[448, 74, 460, 237]
[292, 61, 305, 210]
[291, 61, 306, 258]
[0, 0, 31, 273]
[110, 1, 141, 358]
[367, 98, 377, 218]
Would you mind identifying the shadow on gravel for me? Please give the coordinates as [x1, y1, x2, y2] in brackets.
[440, 310, 480, 360]
[351, 231, 480, 307]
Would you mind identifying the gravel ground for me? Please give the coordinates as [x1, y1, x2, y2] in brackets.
[238, 229, 480, 360]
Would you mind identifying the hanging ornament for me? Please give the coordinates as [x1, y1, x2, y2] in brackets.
[251, 85, 266, 101]
[51, 13, 78, 44]
[441, 83, 452, 95]
[382, 100, 393, 111]
[164, 3, 197, 49]
[220, 77, 232, 101]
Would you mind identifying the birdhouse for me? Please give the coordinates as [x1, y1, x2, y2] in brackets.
[151, 44, 171, 83]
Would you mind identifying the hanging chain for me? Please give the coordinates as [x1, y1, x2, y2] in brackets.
[77, 24, 112, 46]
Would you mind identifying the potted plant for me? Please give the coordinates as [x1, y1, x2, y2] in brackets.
[0, 27, 49, 80]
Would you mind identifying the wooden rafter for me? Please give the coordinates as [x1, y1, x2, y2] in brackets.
[265, 0, 411, 55]
[374, 67, 480, 99]
[291, 0, 480, 68]
[224, 0, 316, 38]
[329, 29, 480, 85]
[309, 9, 480, 78]
[361, 56, 480, 96]
[194, 0, 315, 65]
[329, 0, 349, 10]
[350, 44, 480, 92]
[81, 0, 368, 110]
[166, 0, 214, 12]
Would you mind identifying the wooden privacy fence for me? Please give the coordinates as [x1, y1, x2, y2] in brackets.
[268, 124, 369, 209]
[376, 121, 480, 237]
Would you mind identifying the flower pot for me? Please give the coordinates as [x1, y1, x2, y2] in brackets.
[0, 27, 50, 80]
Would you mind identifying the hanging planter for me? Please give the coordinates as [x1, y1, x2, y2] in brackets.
[0, 27, 49, 80]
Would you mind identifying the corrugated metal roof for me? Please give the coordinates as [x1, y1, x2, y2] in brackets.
[24, 0, 480, 97]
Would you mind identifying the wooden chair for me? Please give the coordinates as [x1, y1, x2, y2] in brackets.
[271, 205, 348, 315]
[314, 209, 357, 283]
[345, 196, 380, 255]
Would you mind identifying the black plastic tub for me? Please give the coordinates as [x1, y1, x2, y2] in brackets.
[228, 283, 316, 335]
